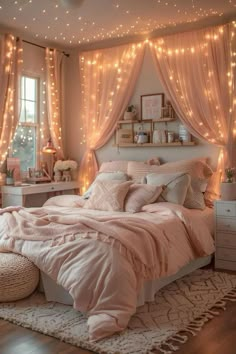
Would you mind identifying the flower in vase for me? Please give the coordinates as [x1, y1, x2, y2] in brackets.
[54, 159, 78, 172]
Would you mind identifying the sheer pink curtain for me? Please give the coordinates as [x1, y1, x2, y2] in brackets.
[0, 34, 22, 165]
[79, 42, 145, 193]
[45, 48, 65, 159]
[150, 23, 235, 171]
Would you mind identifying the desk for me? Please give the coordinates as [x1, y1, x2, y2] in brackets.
[1, 181, 79, 208]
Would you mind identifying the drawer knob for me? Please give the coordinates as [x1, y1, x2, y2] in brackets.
[226, 209, 231, 212]
[51, 187, 54, 190]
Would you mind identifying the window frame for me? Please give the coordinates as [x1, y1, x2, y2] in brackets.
[12, 72, 41, 171]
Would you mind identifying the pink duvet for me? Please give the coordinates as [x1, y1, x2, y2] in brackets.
[0, 201, 215, 341]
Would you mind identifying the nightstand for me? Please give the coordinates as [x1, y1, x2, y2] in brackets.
[1, 181, 79, 208]
[214, 200, 236, 271]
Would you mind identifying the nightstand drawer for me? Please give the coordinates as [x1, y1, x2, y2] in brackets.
[215, 259, 236, 271]
[216, 247, 236, 262]
[216, 217, 236, 232]
[216, 202, 236, 217]
[216, 233, 236, 248]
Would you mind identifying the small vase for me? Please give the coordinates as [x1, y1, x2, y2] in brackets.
[6, 177, 14, 185]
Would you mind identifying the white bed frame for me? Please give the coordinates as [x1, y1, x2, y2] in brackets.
[40, 255, 212, 307]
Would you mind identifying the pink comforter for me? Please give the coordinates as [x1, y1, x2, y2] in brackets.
[0, 202, 215, 340]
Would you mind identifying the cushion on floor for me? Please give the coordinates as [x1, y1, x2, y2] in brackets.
[0, 253, 39, 302]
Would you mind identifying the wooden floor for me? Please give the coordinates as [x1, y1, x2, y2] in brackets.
[0, 300, 236, 354]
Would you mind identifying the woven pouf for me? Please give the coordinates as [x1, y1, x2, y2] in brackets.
[0, 253, 39, 302]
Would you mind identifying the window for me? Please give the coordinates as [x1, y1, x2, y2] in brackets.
[12, 75, 39, 171]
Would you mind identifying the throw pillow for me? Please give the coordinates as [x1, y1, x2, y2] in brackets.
[124, 184, 163, 213]
[83, 171, 129, 199]
[145, 172, 191, 205]
[83, 180, 132, 212]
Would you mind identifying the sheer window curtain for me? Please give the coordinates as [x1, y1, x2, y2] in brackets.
[150, 23, 236, 173]
[45, 48, 65, 159]
[0, 34, 22, 166]
[78, 42, 145, 193]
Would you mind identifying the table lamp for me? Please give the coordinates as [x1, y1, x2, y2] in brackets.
[42, 138, 57, 180]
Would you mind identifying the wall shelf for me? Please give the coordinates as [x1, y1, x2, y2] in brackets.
[113, 142, 196, 147]
[152, 118, 175, 122]
[115, 117, 195, 146]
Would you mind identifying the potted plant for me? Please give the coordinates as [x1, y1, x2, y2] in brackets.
[6, 168, 15, 185]
[124, 105, 137, 121]
[220, 167, 236, 200]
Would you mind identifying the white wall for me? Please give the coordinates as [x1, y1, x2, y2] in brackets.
[65, 47, 220, 169]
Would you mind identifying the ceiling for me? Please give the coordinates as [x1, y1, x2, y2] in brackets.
[0, 0, 235, 49]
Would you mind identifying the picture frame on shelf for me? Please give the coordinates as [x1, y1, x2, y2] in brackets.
[141, 93, 164, 121]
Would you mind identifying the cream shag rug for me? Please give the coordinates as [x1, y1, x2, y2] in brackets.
[0, 269, 236, 354]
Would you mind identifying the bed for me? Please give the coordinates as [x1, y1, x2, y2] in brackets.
[0, 158, 217, 341]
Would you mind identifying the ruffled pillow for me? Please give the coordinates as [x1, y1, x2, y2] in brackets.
[83, 180, 132, 212]
[124, 184, 163, 213]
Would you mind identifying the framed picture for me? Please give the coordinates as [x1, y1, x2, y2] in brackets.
[141, 93, 164, 120]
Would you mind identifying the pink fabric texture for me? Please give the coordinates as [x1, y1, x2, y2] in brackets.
[44, 195, 86, 208]
[0, 204, 215, 341]
[78, 43, 145, 194]
[99, 160, 130, 173]
[124, 184, 163, 213]
[127, 161, 165, 183]
[0, 34, 22, 163]
[150, 23, 236, 170]
[83, 180, 132, 211]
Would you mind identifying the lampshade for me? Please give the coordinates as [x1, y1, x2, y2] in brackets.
[42, 138, 57, 154]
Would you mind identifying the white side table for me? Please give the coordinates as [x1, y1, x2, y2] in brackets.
[214, 200, 236, 271]
[1, 181, 79, 208]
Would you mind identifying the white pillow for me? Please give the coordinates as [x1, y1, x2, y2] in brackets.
[83, 171, 129, 199]
[43, 195, 85, 208]
[145, 172, 191, 205]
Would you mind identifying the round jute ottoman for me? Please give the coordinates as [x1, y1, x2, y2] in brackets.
[0, 253, 39, 302]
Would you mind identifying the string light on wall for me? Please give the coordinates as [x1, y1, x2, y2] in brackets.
[79, 42, 144, 192]
[0, 34, 23, 168]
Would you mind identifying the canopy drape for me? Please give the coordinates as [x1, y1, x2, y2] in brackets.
[78, 42, 145, 193]
[150, 23, 236, 173]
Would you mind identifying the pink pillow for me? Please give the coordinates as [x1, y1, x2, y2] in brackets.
[125, 184, 163, 213]
[83, 180, 132, 212]
[127, 161, 163, 183]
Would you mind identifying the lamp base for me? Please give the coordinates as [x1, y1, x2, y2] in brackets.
[220, 182, 236, 200]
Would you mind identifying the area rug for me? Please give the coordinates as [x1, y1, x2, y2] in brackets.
[0, 269, 236, 354]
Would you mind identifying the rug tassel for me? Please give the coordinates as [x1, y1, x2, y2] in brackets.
[170, 333, 188, 343]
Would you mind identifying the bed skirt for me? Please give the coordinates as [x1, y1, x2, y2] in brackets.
[39, 255, 212, 307]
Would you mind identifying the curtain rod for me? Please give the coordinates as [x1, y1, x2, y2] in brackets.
[19, 39, 70, 57]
